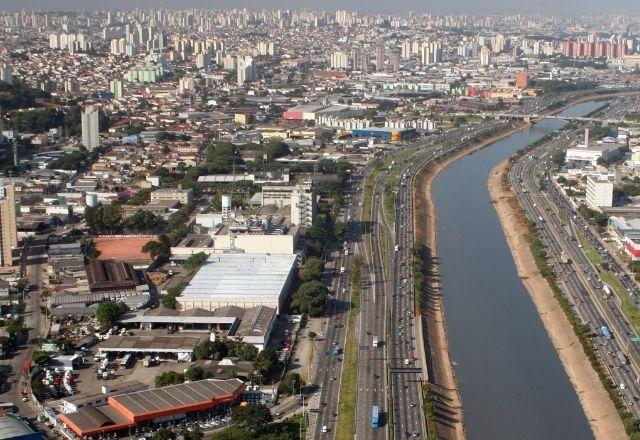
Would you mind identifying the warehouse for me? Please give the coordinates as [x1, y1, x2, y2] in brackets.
[59, 379, 244, 437]
[351, 127, 417, 141]
[177, 253, 297, 312]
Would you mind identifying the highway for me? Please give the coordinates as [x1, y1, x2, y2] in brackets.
[510, 136, 640, 418]
[309, 170, 366, 438]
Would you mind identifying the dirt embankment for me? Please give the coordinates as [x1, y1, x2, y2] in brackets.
[487, 160, 626, 440]
[412, 123, 526, 440]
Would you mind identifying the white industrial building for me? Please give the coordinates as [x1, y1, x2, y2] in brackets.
[177, 253, 297, 312]
[586, 175, 613, 209]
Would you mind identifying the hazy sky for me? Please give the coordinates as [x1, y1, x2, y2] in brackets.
[1, 0, 639, 15]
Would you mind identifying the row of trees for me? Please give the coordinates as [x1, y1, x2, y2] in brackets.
[155, 365, 204, 387]
[85, 205, 167, 234]
[193, 339, 278, 376]
[0, 80, 50, 111]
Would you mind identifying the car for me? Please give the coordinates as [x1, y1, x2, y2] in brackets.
[322, 425, 329, 433]
[21, 396, 28, 402]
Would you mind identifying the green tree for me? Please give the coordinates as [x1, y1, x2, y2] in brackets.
[155, 370, 185, 387]
[230, 404, 273, 433]
[184, 252, 208, 273]
[255, 347, 277, 375]
[95, 301, 128, 327]
[185, 365, 204, 381]
[85, 204, 123, 234]
[279, 372, 302, 395]
[290, 281, 329, 316]
[298, 257, 324, 282]
[151, 428, 176, 440]
[32, 350, 52, 366]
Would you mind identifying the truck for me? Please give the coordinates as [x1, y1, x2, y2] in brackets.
[560, 251, 570, 264]
[371, 405, 380, 428]
[601, 326, 612, 339]
[373, 337, 379, 348]
[602, 285, 611, 300]
[617, 350, 628, 366]
[394, 245, 399, 252]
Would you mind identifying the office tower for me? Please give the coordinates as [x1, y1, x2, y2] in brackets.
[480, 46, 491, 66]
[0, 64, 12, 84]
[351, 47, 364, 71]
[81, 106, 100, 150]
[196, 53, 210, 69]
[421, 42, 442, 65]
[330, 51, 348, 69]
[401, 41, 412, 59]
[237, 56, 256, 84]
[375, 45, 385, 71]
[110, 79, 124, 100]
[0, 185, 17, 267]
[389, 51, 400, 72]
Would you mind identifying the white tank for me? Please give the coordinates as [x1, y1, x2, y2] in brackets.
[86, 193, 98, 208]
[221, 195, 232, 210]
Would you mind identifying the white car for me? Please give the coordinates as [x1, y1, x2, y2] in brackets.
[322, 425, 329, 433]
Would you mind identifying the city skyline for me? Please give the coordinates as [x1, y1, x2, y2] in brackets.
[1, 0, 640, 15]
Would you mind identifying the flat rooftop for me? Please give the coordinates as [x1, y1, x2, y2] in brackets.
[98, 335, 204, 353]
[180, 253, 297, 303]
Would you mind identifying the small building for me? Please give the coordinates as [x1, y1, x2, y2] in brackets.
[85, 260, 146, 293]
[150, 188, 193, 205]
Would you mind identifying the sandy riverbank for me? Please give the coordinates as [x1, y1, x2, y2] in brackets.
[487, 160, 626, 440]
[412, 123, 527, 440]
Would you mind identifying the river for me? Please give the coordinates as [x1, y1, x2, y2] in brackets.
[432, 101, 604, 439]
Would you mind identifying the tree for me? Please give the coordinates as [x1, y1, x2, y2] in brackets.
[183, 428, 203, 440]
[230, 404, 273, 433]
[124, 209, 167, 233]
[185, 365, 204, 381]
[155, 370, 185, 387]
[298, 257, 324, 282]
[151, 428, 176, 440]
[15, 278, 29, 292]
[308, 331, 317, 341]
[32, 350, 52, 366]
[161, 284, 185, 309]
[279, 372, 302, 395]
[290, 281, 329, 317]
[85, 204, 123, 234]
[184, 252, 209, 273]
[96, 301, 128, 327]
[256, 347, 277, 375]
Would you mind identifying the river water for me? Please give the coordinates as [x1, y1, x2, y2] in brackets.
[432, 101, 603, 439]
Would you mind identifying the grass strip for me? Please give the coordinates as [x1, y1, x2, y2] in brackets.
[335, 256, 363, 440]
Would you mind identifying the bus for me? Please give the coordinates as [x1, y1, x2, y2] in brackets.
[602, 326, 612, 339]
[371, 405, 379, 428]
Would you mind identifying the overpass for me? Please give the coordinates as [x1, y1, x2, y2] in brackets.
[460, 112, 626, 124]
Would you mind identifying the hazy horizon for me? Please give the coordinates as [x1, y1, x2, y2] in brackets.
[0, 0, 639, 15]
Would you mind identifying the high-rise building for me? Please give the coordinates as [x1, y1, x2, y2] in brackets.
[375, 45, 385, 71]
[330, 51, 348, 69]
[515, 72, 529, 88]
[237, 56, 257, 84]
[196, 53, 210, 69]
[0, 185, 17, 267]
[81, 106, 100, 150]
[421, 42, 442, 65]
[0, 64, 12, 84]
[586, 176, 613, 209]
[480, 46, 492, 66]
[110, 79, 124, 100]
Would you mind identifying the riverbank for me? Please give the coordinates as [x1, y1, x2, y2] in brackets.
[412, 122, 527, 440]
[487, 160, 626, 440]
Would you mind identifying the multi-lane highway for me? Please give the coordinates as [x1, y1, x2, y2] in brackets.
[510, 137, 640, 418]
[309, 172, 366, 438]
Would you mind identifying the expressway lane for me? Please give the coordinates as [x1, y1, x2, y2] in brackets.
[510, 142, 640, 418]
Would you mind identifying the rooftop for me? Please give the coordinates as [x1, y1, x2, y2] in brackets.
[180, 253, 297, 303]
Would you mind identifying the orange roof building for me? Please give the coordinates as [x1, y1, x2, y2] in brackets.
[59, 379, 245, 437]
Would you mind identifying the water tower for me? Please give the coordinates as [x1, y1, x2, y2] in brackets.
[221, 194, 232, 221]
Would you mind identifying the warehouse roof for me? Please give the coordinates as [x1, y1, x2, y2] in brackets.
[180, 254, 297, 304]
[0, 414, 41, 439]
[98, 335, 204, 353]
[111, 378, 244, 417]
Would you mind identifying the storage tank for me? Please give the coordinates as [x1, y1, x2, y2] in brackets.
[86, 193, 98, 208]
